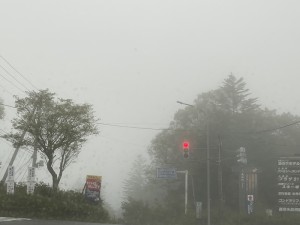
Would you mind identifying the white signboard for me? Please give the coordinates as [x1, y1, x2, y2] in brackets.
[278, 157, 300, 212]
[247, 195, 254, 202]
[27, 167, 35, 182]
[7, 181, 14, 194]
[27, 182, 35, 194]
[196, 202, 202, 219]
[27, 167, 36, 194]
[7, 166, 14, 182]
[156, 168, 177, 179]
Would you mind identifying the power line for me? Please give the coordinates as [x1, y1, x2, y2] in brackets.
[0, 55, 38, 90]
[97, 122, 174, 131]
[0, 64, 31, 91]
[254, 120, 300, 134]
[98, 119, 300, 134]
[0, 72, 25, 93]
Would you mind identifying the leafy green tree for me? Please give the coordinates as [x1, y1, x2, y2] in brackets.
[125, 74, 300, 223]
[123, 155, 148, 200]
[5, 90, 99, 190]
[216, 74, 259, 114]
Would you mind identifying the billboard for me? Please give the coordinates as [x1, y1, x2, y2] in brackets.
[277, 157, 300, 212]
[85, 175, 102, 203]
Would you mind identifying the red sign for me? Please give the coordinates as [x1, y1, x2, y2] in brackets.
[85, 175, 102, 202]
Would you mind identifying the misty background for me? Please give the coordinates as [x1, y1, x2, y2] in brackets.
[0, 0, 300, 213]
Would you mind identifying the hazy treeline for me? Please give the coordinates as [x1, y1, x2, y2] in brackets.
[122, 75, 300, 225]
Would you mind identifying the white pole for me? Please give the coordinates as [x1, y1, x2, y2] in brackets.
[177, 170, 189, 215]
[185, 170, 188, 215]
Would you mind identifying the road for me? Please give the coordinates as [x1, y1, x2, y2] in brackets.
[0, 217, 118, 225]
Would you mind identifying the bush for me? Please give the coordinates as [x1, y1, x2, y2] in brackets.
[0, 182, 109, 222]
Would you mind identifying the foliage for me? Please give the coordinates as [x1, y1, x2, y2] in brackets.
[122, 74, 300, 224]
[0, 182, 109, 222]
[123, 155, 148, 201]
[4, 90, 99, 190]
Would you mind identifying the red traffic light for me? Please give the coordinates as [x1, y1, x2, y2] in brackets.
[183, 141, 189, 149]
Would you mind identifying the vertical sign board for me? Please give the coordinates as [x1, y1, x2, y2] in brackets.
[85, 175, 102, 202]
[196, 202, 202, 219]
[7, 165, 14, 182]
[6, 166, 14, 194]
[277, 157, 300, 212]
[27, 167, 36, 194]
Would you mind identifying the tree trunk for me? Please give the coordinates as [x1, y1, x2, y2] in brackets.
[52, 176, 59, 191]
[47, 156, 59, 191]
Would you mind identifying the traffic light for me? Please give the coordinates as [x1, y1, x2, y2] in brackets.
[182, 141, 190, 159]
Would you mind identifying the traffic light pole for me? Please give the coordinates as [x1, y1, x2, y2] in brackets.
[177, 101, 211, 225]
[177, 170, 189, 215]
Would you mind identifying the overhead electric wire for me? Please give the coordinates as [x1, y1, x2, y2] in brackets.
[0, 64, 31, 91]
[254, 120, 300, 134]
[0, 55, 38, 90]
[97, 122, 174, 131]
[98, 118, 300, 134]
[0, 72, 25, 93]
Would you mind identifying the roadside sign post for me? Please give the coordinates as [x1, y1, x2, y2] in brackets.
[196, 202, 203, 219]
[6, 166, 14, 194]
[247, 195, 254, 215]
[156, 168, 188, 215]
[27, 167, 36, 194]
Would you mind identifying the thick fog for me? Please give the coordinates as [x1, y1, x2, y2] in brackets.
[0, 0, 300, 212]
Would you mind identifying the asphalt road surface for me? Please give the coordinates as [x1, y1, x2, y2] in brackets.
[0, 217, 117, 225]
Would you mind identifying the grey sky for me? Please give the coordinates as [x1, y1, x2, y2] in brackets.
[0, 0, 300, 211]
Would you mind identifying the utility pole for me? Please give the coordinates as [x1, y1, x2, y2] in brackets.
[1, 103, 38, 183]
[206, 123, 211, 225]
[218, 136, 223, 223]
[1, 130, 27, 183]
[177, 100, 211, 225]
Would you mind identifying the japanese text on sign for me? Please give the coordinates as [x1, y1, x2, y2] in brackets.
[277, 157, 300, 213]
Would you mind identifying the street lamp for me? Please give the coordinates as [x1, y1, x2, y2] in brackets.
[176, 100, 211, 225]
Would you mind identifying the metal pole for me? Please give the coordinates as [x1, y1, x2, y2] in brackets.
[207, 123, 211, 225]
[185, 170, 188, 215]
[218, 136, 223, 225]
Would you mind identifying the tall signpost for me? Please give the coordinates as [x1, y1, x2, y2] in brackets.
[6, 165, 14, 194]
[277, 157, 300, 212]
[27, 167, 36, 194]
[237, 147, 247, 214]
[156, 167, 188, 215]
